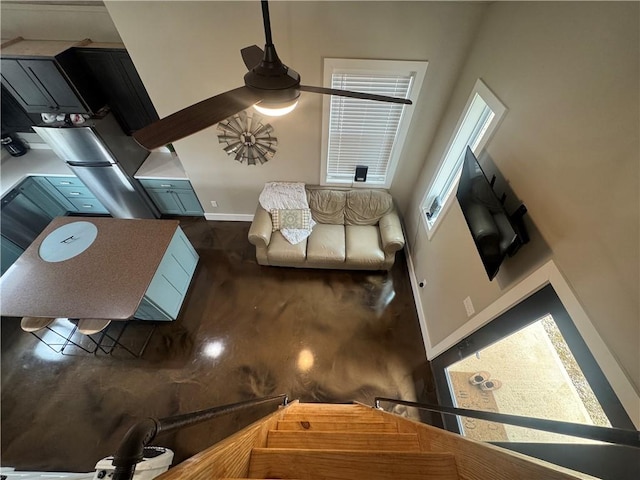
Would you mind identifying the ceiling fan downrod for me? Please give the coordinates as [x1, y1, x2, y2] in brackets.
[257, 0, 286, 72]
[261, 0, 274, 46]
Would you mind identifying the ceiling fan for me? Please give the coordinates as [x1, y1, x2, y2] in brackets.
[133, 0, 412, 150]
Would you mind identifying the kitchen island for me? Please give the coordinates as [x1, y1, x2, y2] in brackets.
[0, 217, 198, 321]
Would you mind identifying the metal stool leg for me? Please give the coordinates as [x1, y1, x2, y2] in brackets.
[58, 323, 93, 355]
[97, 322, 157, 358]
[29, 322, 91, 354]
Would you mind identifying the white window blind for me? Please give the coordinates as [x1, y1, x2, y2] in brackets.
[326, 73, 413, 184]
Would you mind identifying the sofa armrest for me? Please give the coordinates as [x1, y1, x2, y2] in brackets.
[379, 212, 405, 254]
[248, 205, 273, 247]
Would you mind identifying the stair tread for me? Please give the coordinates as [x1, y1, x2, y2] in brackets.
[286, 403, 374, 412]
[277, 420, 398, 432]
[249, 448, 459, 480]
[288, 402, 364, 408]
[282, 413, 386, 422]
[267, 430, 420, 451]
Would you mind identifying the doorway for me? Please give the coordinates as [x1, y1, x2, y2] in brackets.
[431, 284, 636, 479]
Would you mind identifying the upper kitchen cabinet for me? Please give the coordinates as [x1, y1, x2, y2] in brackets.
[1, 85, 41, 133]
[0, 38, 106, 115]
[74, 45, 159, 134]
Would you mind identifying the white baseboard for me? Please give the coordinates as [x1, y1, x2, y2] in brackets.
[204, 213, 254, 222]
[404, 244, 434, 360]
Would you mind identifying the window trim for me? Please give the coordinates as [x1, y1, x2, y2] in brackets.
[421, 79, 507, 239]
[320, 58, 428, 189]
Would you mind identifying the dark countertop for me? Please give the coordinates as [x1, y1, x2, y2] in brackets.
[0, 216, 180, 320]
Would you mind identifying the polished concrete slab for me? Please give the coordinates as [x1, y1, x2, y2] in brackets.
[1, 218, 436, 472]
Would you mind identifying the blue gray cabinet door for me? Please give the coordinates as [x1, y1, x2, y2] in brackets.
[19, 177, 69, 218]
[134, 227, 199, 321]
[172, 189, 204, 215]
[1, 235, 24, 276]
[140, 180, 204, 216]
[145, 189, 183, 215]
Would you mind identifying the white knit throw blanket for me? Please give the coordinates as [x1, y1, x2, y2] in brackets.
[259, 182, 315, 244]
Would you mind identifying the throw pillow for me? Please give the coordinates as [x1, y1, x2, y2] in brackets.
[271, 208, 312, 231]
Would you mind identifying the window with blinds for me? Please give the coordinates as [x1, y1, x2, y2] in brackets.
[321, 59, 428, 188]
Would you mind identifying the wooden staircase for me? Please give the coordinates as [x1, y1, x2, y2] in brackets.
[156, 401, 598, 480]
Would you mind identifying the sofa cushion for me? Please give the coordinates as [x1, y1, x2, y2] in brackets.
[267, 231, 308, 264]
[307, 224, 346, 265]
[308, 189, 347, 224]
[345, 225, 385, 268]
[345, 190, 393, 225]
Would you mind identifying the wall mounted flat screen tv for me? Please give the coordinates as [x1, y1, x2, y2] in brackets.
[456, 147, 528, 280]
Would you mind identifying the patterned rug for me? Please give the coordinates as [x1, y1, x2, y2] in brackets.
[449, 371, 508, 441]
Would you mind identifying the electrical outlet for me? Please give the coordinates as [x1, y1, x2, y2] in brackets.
[463, 296, 475, 317]
[210, 201, 218, 208]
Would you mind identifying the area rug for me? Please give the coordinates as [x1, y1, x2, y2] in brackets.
[448, 371, 508, 442]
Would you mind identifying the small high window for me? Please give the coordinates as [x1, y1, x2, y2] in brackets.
[321, 59, 428, 188]
[422, 79, 507, 235]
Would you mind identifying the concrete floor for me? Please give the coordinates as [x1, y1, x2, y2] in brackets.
[1, 218, 436, 472]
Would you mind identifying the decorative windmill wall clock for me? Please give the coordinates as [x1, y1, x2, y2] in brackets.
[217, 111, 277, 165]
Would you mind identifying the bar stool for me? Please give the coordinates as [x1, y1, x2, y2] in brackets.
[76, 318, 112, 354]
[20, 317, 90, 354]
[78, 319, 156, 358]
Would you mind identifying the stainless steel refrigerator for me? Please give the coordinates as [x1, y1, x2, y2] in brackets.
[33, 113, 159, 219]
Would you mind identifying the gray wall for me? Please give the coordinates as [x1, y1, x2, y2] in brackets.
[406, 1, 639, 395]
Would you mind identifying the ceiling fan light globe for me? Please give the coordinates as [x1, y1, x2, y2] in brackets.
[254, 100, 298, 117]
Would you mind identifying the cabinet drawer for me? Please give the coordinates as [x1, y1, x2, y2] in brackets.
[138, 178, 192, 189]
[55, 185, 95, 199]
[66, 197, 109, 214]
[45, 176, 85, 187]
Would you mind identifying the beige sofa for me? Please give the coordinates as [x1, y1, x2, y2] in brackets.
[248, 187, 405, 270]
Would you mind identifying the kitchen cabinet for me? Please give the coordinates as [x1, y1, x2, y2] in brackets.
[134, 227, 199, 320]
[0, 173, 111, 274]
[1, 235, 24, 276]
[18, 177, 69, 218]
[0, 179, 60, 273]
[0, 39, 105, 115]
[138, 178, 203, 216]
[74, 46, 159, 134]
[38, 176, 110, 215]
[1, 85, 41, 133]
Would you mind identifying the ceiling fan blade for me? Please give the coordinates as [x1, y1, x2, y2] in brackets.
[299, 84, 412, 105]
[241, 45, 265, 70]
[133, 86, 263, 150]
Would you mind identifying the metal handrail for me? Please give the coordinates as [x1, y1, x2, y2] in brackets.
[374, 397, 640, 448]
[112, 393, 288, 480]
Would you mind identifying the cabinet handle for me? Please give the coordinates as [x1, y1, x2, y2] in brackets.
[160, 184, 173, 187]
[69, 192, 81, 196]
[59, 181, 72, 185]
[82, 204, 93, 208]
